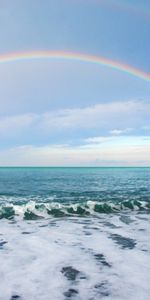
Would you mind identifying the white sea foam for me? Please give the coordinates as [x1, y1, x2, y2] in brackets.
[0, 213, 150, 300]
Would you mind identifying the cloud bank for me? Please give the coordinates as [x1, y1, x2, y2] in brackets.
[0, 100, 150, 137]
[0, 99, 150, 166]
[0, 135, 150, 166]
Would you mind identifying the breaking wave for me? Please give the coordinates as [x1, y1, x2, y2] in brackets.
[0, 199, 150, 220]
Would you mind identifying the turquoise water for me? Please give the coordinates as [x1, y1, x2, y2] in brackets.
[0, 168, 150, 299]
[0, 167, 150, 218]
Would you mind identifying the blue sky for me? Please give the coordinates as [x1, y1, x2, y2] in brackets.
[0, 0, 150, 166]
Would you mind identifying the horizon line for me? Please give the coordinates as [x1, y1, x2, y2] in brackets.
[0, 166, 150, 168]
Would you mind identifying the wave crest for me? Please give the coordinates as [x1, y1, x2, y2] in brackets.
[0, 199, 149, 220]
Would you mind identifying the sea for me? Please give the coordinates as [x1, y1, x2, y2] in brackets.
[0, 167, 150, 300]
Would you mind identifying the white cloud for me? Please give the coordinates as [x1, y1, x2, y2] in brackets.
[0, 136, 150, 166]
[0, 113, 37, 136]
[41, 100, 150, 132]
[0, 99, 150, 166]
[0, 100, 150, 138]
[110, 128, 134, 135]
[83, 135, 146, 145]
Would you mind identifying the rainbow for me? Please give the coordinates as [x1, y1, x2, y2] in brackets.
[0, 50, 150, 82]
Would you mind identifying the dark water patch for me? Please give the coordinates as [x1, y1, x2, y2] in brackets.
[22, 231, 32, 235]
[104, 221, 120, 229]
[82, 219, 92, 224]
[0, 207, 15, 220]
[10, 295, 21, 300]
[94, 254, 111, 267]
[136, 216, 148, 221]
[49, 221, 57, 226]
[110, 234, 136, 249]
[94, 203, 115, 213]
[83, 225, 90, 229]
[94, 281, 110, 297]
[83, 224, 99, 232]
[84, 231, 92, 236]
[24, 211, 44, 220]
[90, 226, 99, 230]
[80, 246, 86, 251]
[64, 288, 78, 298]
[47, 208, 66, 217]
[120, 215, 134, 225]
[9, 220, 17, 224]
[54, 240, 59, 244]
[141, 249, 148, 252]
[67, 206, 89, 216]
[61, 266, 80, 281]
[71, 219, 86, 225]
[39, 224, 48, 228]
[0, 240, 8, 248]
[79, 274, 87, 280]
